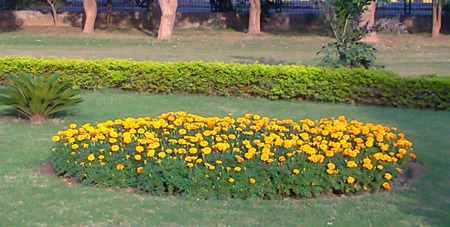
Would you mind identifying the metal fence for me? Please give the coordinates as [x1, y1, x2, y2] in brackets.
[0, 0, 433, 16]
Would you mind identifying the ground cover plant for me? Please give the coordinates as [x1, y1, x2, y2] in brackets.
[51, 111, 416, 199]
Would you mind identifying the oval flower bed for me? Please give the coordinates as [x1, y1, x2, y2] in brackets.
[50, 112, 416, 199]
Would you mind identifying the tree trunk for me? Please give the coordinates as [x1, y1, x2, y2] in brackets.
[432, 0, 442, 38]
[46, 0, 58, 27]
[83, 0, 98, 34]
[158, 0, 178, 40]
[248, 0, 261, 34]
[360, 1, 378, 43]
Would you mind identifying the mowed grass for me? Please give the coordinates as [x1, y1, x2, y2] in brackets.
[1, 91, 449, 226]
[0, 27, 449, 76]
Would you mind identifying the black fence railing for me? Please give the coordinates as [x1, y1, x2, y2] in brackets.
[0, 0, 433, 16]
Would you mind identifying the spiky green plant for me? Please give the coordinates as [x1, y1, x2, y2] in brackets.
[0, 73, 83, 123]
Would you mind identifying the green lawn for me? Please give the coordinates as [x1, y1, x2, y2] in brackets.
[0, 27, 449, 76]
[1, 91, 449, 226]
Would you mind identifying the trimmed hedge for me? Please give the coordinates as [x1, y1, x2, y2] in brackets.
[1, 57, 449, 110]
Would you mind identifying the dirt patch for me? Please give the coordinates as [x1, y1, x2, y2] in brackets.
[395, 161, 425, 188]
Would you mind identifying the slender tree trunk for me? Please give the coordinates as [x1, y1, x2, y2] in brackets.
[248, 0, 261, 34]
[432, 0, 442, 38]
[46, 0, 58, 27]
[360, 1, 378, 43]
[158, 0, 178, 40]
[83, 0, 97, 34]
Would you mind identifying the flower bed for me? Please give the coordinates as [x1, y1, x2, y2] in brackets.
[50, 112, 416, 199]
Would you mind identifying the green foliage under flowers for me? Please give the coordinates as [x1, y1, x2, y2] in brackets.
[0, 73, 83, 123]
[0, 57, 449, 110]
[50, 112, 416, 199]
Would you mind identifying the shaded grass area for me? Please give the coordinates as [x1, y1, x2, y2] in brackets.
[0, 27, 449, 76]
[1, 91, 449, 226]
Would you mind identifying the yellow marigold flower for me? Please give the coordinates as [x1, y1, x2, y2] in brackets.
[201, 147, 212, 155]
[363, 158, 371, 164]
[178, 129, 187, 135]
[236, 156, 244, 163]
[158, 152, 166, 158]
[109, 138, 117, 144]
[215, 160, 223, 165]
[396, 167, 402, 173]
[363, 185, 368, 191]
[377, 165, 384, 170]
[116, 164, 125, 170]
[261, 153, 270, 162]
[363, 163, 373, 170]
[125, 154, 130, 159]
[327, 163, 336, 170]
[186, 163, 194, 168]
[347, 176, 356, 184]
[196, 159, 203, 164]
[228, 178, 235, 183]
[326, 169, 334, 175]
[244, 152, 254, 159]
[382, 182, 391, 190]
[98, 155, 105, 160]
[109, 131, 118, 138]
[384, 173, 392, 181]
[51, 136, 60, 142]
[136, 167, 144, 173]
[87, 154, 95, 162]
[321, 130, 329, 136]
[325, 150, 334, 157]
[249, 178, 256, 184]
[286, 152, 293, 158]
[234, 167, 242, 172]
[134, 154, 142, 161]
[292, 169, 300, 175]
[147, 149, 155, 158]
[208, 165, 215, 170]
[398, 148, 407, 155]
[188, 148, 198, 155]
[111, 145, 120, 152]
[137, 128, 145, 134]
[200, 140, 209, 147]
[409, 153, 416, 159]
[278, 156, 286, 162]
[135, 146, 144, 153]
[71, 144, 79, 150]
[69, 123, 77, 129]
[226, 167, 231, 171]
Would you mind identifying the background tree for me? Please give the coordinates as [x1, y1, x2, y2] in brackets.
[83, 0, 97, 34]
[158, 0, 178, 40]
[45, 0, 59, 26]
[432, 0, 448, 37]
[359, 0, 378, 43]
[248, 0, 261, 34]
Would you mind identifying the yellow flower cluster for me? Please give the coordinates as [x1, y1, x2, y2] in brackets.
[51, 112, 415, 190]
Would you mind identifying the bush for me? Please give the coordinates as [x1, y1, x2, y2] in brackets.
[0, 73, 83, 123]
[50, 112, 416, 199]
[0, 57, 448, 110]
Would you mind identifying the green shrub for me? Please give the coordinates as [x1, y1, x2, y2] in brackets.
[0, 57, 448, 110]
[50, 112, 416, 199]
[0, 73, 83, 123]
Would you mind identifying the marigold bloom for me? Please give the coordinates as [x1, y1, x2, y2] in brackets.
[51, 136, 60, 142]
[278, 156, 286, 162]
[98, 155, 105, 160]
[69, 123, 77, 129]
[134, 154, 142, 161]
[293, 169, 300, 175]
[116, 164, 125, 170]
[135, 146, 144, 153]
[377, 165, 384, 170]
[384, 173, 392, 181]
[327, 163, 336, 170]
[87, 154, 95, 162]
[249, 178, 256, 184]
[71, 144, 79, 150]
[346, 161, 358, 168]
[228, 178, 235, 183]
[111, 145, 120, 152]
[158, 152, 166, 158]
[347, 176, 355, 184]
[136, 167, 144, 173]
[382, 182, 391, 190]
[409, 153, 416, 159]
[261, 153, 269, 162]
[186, 163, 194, 168]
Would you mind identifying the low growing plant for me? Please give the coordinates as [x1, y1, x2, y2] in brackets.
[0, 73, 83, 123]
[51, 112, 416, 199]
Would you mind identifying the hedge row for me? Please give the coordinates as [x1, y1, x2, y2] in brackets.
[0, 57, 449, 110]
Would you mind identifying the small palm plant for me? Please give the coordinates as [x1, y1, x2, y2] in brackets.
[0, 73, 83, 124]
